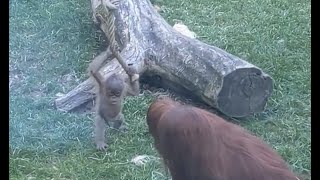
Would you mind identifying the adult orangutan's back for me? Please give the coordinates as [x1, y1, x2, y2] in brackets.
[146, 98, 299, 180]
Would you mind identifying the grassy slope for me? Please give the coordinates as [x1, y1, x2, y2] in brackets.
[9, 0, 310, 179]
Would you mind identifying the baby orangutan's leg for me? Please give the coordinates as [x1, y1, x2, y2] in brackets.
[94, 115, 108, 151]
[113, 113, 128, 132]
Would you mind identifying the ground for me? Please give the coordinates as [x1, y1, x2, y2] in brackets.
[9, 0, 310, 179]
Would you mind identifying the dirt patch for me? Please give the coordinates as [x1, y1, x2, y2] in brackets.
[29, 90, 46, 99]
[9, 68, 25, 90]
[27, 82, 50, 99]
[57, 71, 81, 93]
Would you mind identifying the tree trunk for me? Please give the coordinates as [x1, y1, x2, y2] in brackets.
[55, 0, 273, 118]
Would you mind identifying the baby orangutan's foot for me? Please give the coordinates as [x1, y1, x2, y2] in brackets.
[96, 141, 107, 151]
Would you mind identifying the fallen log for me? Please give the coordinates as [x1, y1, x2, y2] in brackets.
[55, 0, 273, 117]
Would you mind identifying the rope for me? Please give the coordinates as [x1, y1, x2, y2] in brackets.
[99, 0, 130, 76]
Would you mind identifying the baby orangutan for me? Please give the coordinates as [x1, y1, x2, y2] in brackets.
[146, 97, 300, 180]
[90, 65, 139, 151]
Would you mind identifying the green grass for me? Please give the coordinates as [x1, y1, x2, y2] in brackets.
[9, 0, 310, 179]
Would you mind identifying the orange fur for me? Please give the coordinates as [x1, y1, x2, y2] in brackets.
[146, 98, 299, 180]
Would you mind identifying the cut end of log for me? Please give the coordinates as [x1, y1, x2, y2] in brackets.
[217, 68, 273, 117]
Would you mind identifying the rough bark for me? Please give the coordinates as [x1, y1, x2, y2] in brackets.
[55, 0, 273, 117]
